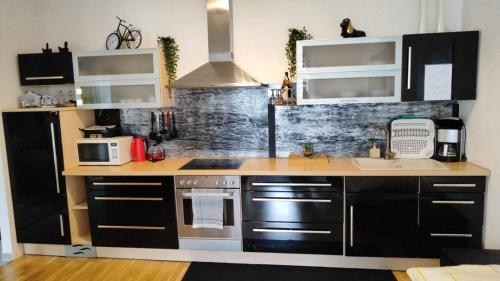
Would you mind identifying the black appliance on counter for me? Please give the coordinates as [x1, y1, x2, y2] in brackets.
[435, 117, 466, 162]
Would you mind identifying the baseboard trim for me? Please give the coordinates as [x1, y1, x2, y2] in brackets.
[1, 253, 12, 261]
[23, 244, 65, 256]
[96, 247, 439, 271]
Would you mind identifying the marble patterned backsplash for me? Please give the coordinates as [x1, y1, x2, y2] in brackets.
[275, 101, 453, 157]
[120, 87, 269, 157]
[120, 87, 453, 158]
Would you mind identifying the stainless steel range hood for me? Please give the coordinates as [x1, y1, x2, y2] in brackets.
[173, 0, 261, 88]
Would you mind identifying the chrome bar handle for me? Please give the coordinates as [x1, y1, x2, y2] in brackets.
[433, 183, 477, 188]
[252, 183, 332, 187]
[59, 214, 65, 237]
[94, 197, 164, 201]
[253, 228, 331, 235]
[432, 200, 475, 205]
[98, 225, 166, 230]
[430, 233, 473, 238]
[182, 192, 233, 198]
[50, 123, 61, 194]
[252, 198, 332, 203]
[92, 182, 162, 186]
[350, 205, 354, 247]
[407, 46, 412, 90]
[25, 76, 64, 80]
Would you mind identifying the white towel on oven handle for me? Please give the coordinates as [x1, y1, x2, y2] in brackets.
[191, 188, 224, 229]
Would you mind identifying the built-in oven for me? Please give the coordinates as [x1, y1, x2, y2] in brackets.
[175, 175, 241, 251]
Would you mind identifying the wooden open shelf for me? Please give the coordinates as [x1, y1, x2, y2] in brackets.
[66, 176, 92, 245]
[72, 232, 91, 245]
[73, 201, 88, 210]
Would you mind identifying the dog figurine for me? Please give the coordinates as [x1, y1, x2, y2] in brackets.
[340, 18, 366, 38]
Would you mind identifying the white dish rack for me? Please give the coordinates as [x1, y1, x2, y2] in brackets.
[390, 119, 435, 159]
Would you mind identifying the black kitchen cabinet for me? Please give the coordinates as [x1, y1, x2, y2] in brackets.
[345, 177, 418, 258]
[2, 112, 70, 244]
[18, 52, 74, 85]
[419, 226, 482, 258]
[242, 176, 343, 255]
[401, 31, 479, 101]
[86, 176, 178, 249]
[418, 176, 486, 258]
[243, 222, 342, 255]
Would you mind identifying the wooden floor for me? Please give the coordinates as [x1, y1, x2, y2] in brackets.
[0, 255, 411, 281]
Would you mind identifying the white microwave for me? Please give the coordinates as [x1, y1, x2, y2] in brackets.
[76, 136, 133, 165]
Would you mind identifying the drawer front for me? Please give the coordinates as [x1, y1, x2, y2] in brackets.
[421, 177, 486, 193]
[86, 176, 173, 196]
[90, 221, 178, 249]
[242, 191, 342, 223]
[87, 194, 175, 224]
[420, 193, 484, 227]
[418, 226, 482, 258]
[346, 177, 419, 193]
[242, 222, 342, 255]
[243, 176, 342, 192]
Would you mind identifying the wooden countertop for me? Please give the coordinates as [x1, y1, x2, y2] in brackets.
[63, 157, 490, 177]
[2, 107, 79, 112]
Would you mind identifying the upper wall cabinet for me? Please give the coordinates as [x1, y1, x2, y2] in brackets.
[18, 53, 74, 85]
[296, 36, 402, 104]
[402, 31, 479, 101]
[73, 48, 174, 109]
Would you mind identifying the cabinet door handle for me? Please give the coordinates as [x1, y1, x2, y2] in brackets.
[59, 214, 65, 237]
[251, 183, 332, 187]
[25, 75, 64, 80]
[94, 197, 164, 201]
[92, 182, 162, 186]
[97, 225, 165, 230]
[407, 46, 412, 90]
[252, 198, 332, 203]
[432, 200, 475, 205]
[433, 183, 477, 188]
[350, 205, 354, 247]
[253, 228, 331, 235]
[50, 123, 61, 194]
[430, 233, 473, 238]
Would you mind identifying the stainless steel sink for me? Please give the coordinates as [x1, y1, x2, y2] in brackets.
[352, 158, 449, 171]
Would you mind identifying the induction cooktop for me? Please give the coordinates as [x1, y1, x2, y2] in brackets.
[179, 159, 244, 170]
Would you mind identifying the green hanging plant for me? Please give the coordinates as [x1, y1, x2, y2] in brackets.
[157, 36, 180, 85]
[285, 27, 313, 79]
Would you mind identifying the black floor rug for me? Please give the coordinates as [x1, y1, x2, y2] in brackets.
[182, 262, 397, 281]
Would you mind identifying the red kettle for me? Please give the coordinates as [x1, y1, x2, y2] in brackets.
[131, 138, 146, 162]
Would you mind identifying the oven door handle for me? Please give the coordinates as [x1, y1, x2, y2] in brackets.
[182, 192, 233, 198]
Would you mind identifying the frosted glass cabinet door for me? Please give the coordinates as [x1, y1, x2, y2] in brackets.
[298, 71, 401, 104]
[73, 49, 159, 81]
[298, 36, 402, 72]
[76, 80, 160, 109]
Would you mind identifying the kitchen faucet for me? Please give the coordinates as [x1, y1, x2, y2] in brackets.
[371, 126, 395, 159]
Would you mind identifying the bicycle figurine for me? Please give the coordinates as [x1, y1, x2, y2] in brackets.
[106, 17, 142, 49]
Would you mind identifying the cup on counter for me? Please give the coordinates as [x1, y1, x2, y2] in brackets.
[131, 137, 146, 162]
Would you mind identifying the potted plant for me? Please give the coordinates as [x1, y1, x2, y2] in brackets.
[158, 36, 180, 97]
[285, 27, 313, 79]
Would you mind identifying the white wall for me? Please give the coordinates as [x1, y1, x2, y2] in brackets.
[19, 0, 465, 84]
[0, 0, 45, 259]
[460, 0, 500, 249]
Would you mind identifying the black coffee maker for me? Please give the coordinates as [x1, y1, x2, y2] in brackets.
[435, 117, 466, 162]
